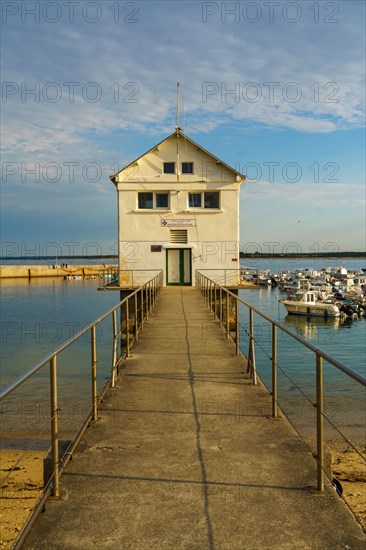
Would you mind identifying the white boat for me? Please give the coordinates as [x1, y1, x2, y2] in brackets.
[280, 290, 341, 317]
[258, 269, 271, 286]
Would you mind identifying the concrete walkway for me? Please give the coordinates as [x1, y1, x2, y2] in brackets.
[25, 287, 365, 549]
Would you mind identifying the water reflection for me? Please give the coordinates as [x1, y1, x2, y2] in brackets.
[282, 314, 353, 342]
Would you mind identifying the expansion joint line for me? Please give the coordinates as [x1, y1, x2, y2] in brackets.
[180, 289, 215, 550]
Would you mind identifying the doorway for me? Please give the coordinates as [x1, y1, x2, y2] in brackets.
[166, 249, 192, 285]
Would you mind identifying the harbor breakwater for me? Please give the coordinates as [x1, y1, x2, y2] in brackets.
[0, 264, 117, 279]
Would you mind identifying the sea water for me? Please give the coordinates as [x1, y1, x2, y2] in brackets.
[0, 259, 365, 446]
[238, 258, 365, 446]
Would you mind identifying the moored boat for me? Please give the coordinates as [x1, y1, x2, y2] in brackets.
[280, 290, 341, 317]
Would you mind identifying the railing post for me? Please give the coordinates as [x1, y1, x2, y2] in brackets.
[50, 355, 59, 497]
[126, 298, 130, 357]
[209, 281, 212, 312]
[146, 284, 149, 320]
[248, 308, 257, 384]
[111, 310, 118, 387]
[316, 354, 324, 492]
[235, 297, 239, 356]
[272, 324, 277, 417]
[141, 288, 144, 328]
[213, 283, 216, 317]
[219, 287, 223, 326]
[226, 291, 230, 339]
[135, 292, 139, 341]
[91, 325, 98, 420]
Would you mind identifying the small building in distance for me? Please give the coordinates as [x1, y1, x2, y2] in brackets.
[110, 128, 245, 287]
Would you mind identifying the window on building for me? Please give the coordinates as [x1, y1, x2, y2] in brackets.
[138, 192, 169, 209]
[188, 193, 202, 208]
[204, 191, 220, 209]
[182, 162, 194, 174]
[156, 193, 169, 209]
[188, 192, 220, 209]
[138, 192, 153, 209]
[163, 162, 175, 174]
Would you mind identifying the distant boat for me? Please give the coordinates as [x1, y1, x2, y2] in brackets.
[280, 290, 341, 317]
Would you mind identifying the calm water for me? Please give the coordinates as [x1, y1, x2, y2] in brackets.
[1, 259, 365, 447]
[0, 278, 120, 439]
[238, 259, 366, 446]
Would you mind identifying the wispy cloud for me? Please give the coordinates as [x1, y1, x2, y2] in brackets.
[242, 181, 365, 207]
[1, 0, 365, 250]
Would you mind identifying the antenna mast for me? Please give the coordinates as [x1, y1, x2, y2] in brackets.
[175, 82, 180, 181]
[175, 82, 180, 130]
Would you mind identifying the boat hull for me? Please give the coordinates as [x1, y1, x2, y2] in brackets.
[281, 301, 340, 317]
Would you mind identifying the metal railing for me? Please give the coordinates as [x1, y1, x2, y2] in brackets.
[99, 269, 163, 289]
[196, 271, 366, 493]
[0, 271, 163, 549]
[197, 268, 259, 287]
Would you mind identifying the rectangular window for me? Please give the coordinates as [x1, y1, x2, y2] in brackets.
[182, 162, 193, 174]
[164, 162, 175, 174]
[156, 193, 169, 209]
[151, 245, 162, 252]
[188, 192, 220, 209]
[189, 193, 202, 208]
[204, 191, 220, 209]
[138, 192, 169, 210]
[138, 192, 153, 209]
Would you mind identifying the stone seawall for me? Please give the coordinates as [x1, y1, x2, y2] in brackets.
[0, 264, 117, 279]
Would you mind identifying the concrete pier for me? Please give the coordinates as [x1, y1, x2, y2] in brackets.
[0, 264, 116, 279]
[25, 288, 365, 549]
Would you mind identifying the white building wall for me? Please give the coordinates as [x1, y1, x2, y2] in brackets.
[114, 133, 243, 286]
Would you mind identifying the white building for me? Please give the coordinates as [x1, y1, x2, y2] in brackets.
[111, 129, 245, 287]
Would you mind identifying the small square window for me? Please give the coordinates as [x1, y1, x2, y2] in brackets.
[156, 193, 169, 209]
[182, 162, 193, 174]
[138, 192, 153, 209]
[204, 192, 219, 209]
[164, 162, 175, 174]
[189, 193, 202, 208]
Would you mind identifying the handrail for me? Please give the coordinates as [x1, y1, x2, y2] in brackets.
[197, 272, 366, 387]
[197, 267, 260, 287]
[0, 272, 163, 401]
[99, 268, 162, 288]
[2, 270, 163, 549]
[195, 270, 366, 494]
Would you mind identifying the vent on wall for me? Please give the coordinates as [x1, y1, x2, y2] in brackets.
[170, 230, 187, 244]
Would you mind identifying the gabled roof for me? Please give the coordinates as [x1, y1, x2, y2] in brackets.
[110, 129, 245, 184]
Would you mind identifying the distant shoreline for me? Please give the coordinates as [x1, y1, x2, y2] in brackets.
[1, 253, 365, 263]
[241, 256, 365, 261]
[240, 253, 365, 260]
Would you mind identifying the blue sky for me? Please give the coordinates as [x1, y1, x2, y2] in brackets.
[1, 0, 365, 257]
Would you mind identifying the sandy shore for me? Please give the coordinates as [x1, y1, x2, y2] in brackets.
[0, 450, 45, 549]
[331, 445, 366, 531]
[0, 446, 365, 548]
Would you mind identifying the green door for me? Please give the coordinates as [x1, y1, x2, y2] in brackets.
[166, 249, 192, 285]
